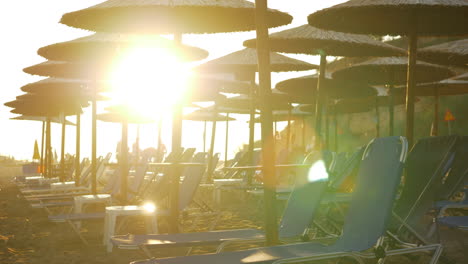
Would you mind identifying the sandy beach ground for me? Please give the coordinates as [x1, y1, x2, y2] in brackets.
[0, 166, 466, 264]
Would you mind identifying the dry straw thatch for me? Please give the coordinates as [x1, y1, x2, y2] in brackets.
[308, 0, 468, 36]
[218, 92, 292, 111]
[392, 79, 468, 96]
[275, 73, 377, 100]
[418, 38, 468, 67]
[6, 97, 84, 117]
[23, 61, 109, 79]
[11, 115, 76, 125]
[38, 33, 208, 62]
[183, 109, 236, 121]
[243, 24, 405, 57]
[60, 0, 292, 34]
[196, 48, 318, 74]
[332, 57, 456, 85]
[20, 78, 110, 94]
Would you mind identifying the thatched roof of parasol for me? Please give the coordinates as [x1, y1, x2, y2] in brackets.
[275, 73, 377, 100]
[196, 48, 318, 74]
[308, 0, 468, 36]
[20, 78, 111, 94]
[332, 57, 456, 85]
[38, 33, 208, 62]
[392, 79, 468, 96]
[11, 115, 76, 125]
[418, 38, 468, 67]
[243, 24, 405, 57]
[60, 0, 292, 34]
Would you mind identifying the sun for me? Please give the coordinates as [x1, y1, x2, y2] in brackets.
[107, 44, 192, 120]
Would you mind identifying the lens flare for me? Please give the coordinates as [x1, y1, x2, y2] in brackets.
[142, 202, 156, 213]
[307, 160, 329, 182]
[108, 45, 191, 118]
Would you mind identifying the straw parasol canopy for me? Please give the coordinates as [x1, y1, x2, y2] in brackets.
[11, 115, 76, 125]
[218, 92, 293, 111]
[60, 0, 292, 34]
[38, 33, 209, 62]
[392, 79, 468, 97]
[184, 109, 236, 122]
[307, 0, 468, 36]
[276, 73, 377, 101]
[332, 57, 456, 85]
[452, 72, 468, 81]
[20, 78, 111, 98]
[24, 61, 111, 79]
[243, 24, 405, 57]
[418, 38, 468, 67]
[7, 100, 83, 117]
[196, 48, 318, 74]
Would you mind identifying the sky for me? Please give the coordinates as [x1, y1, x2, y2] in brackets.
[0, 0, 346, 161]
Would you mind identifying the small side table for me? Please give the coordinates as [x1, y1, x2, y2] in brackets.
[103, 205, 159, 252]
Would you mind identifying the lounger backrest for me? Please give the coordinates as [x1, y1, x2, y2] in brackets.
[179, 152, 208, 210]
[329, 146, 365, 190]
[438, 136, 468, 200]
[394, 136, 457, 228]
[278, 161, 328, 238]
[334, 136, 407, 251]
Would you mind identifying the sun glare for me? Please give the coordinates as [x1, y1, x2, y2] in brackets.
[108, 45, 191, 119]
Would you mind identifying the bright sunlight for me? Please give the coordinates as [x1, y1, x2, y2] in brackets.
[108, 42, 191, 120]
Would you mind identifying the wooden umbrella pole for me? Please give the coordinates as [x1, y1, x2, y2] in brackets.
[324, 98, 330, 149]
[60, 113, 66, 182]
[46, 118, 51, 178]
[433, 87, 440, 136]
[91, 82, 97, 194]
[302, 119, 306, 152]
[120, 120, 129, 205]
[75, 113, 81, 186]
[388, 70, 395, 136]
[247, 75, 256, 185]
[40, 121, 45, 175]
[207, 104, 218, 182]
[255, 0, 278, 245]
[405, 19, 418, 147]
[375, 98, 380, 138]
[169, 32, 183, 233]
[333, 110, 338, 152]
[157, 117, 163, 162]
[224, 113, 230, 167]
[286, 106, 291, 152]
[203, 120, 207, 152]
[315, 54, 327, 149]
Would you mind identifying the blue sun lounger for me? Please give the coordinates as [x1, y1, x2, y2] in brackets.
[129, 137, 443, 264]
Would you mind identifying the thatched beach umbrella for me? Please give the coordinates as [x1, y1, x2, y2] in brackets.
[98, 106, 154, 205]
[34, 32, 207, 196]
[332, 57, 455, 135]
[7, 96, 83, 180]
[308, 0, 468, 145]
[11, 115, 76, 176]
[184, 109, 235, 167]
[243, 24, 404, 146]
[392, 79, 468, 135]
[59, 0, 293, 241]
[418, 38, 468, 67]
[196, 48, 316, 170]
[38, 33, 208, 63]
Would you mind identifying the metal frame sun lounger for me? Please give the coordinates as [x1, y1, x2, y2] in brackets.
[129, 137, 443, 264]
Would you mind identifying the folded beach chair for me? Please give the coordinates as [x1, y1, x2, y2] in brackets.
[391, 136, 458, 244]
[129, 137, 442, 264]
[110, 160, 329, 254]
[47, 152, 208, 246]
[20, 153, 112, 196]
